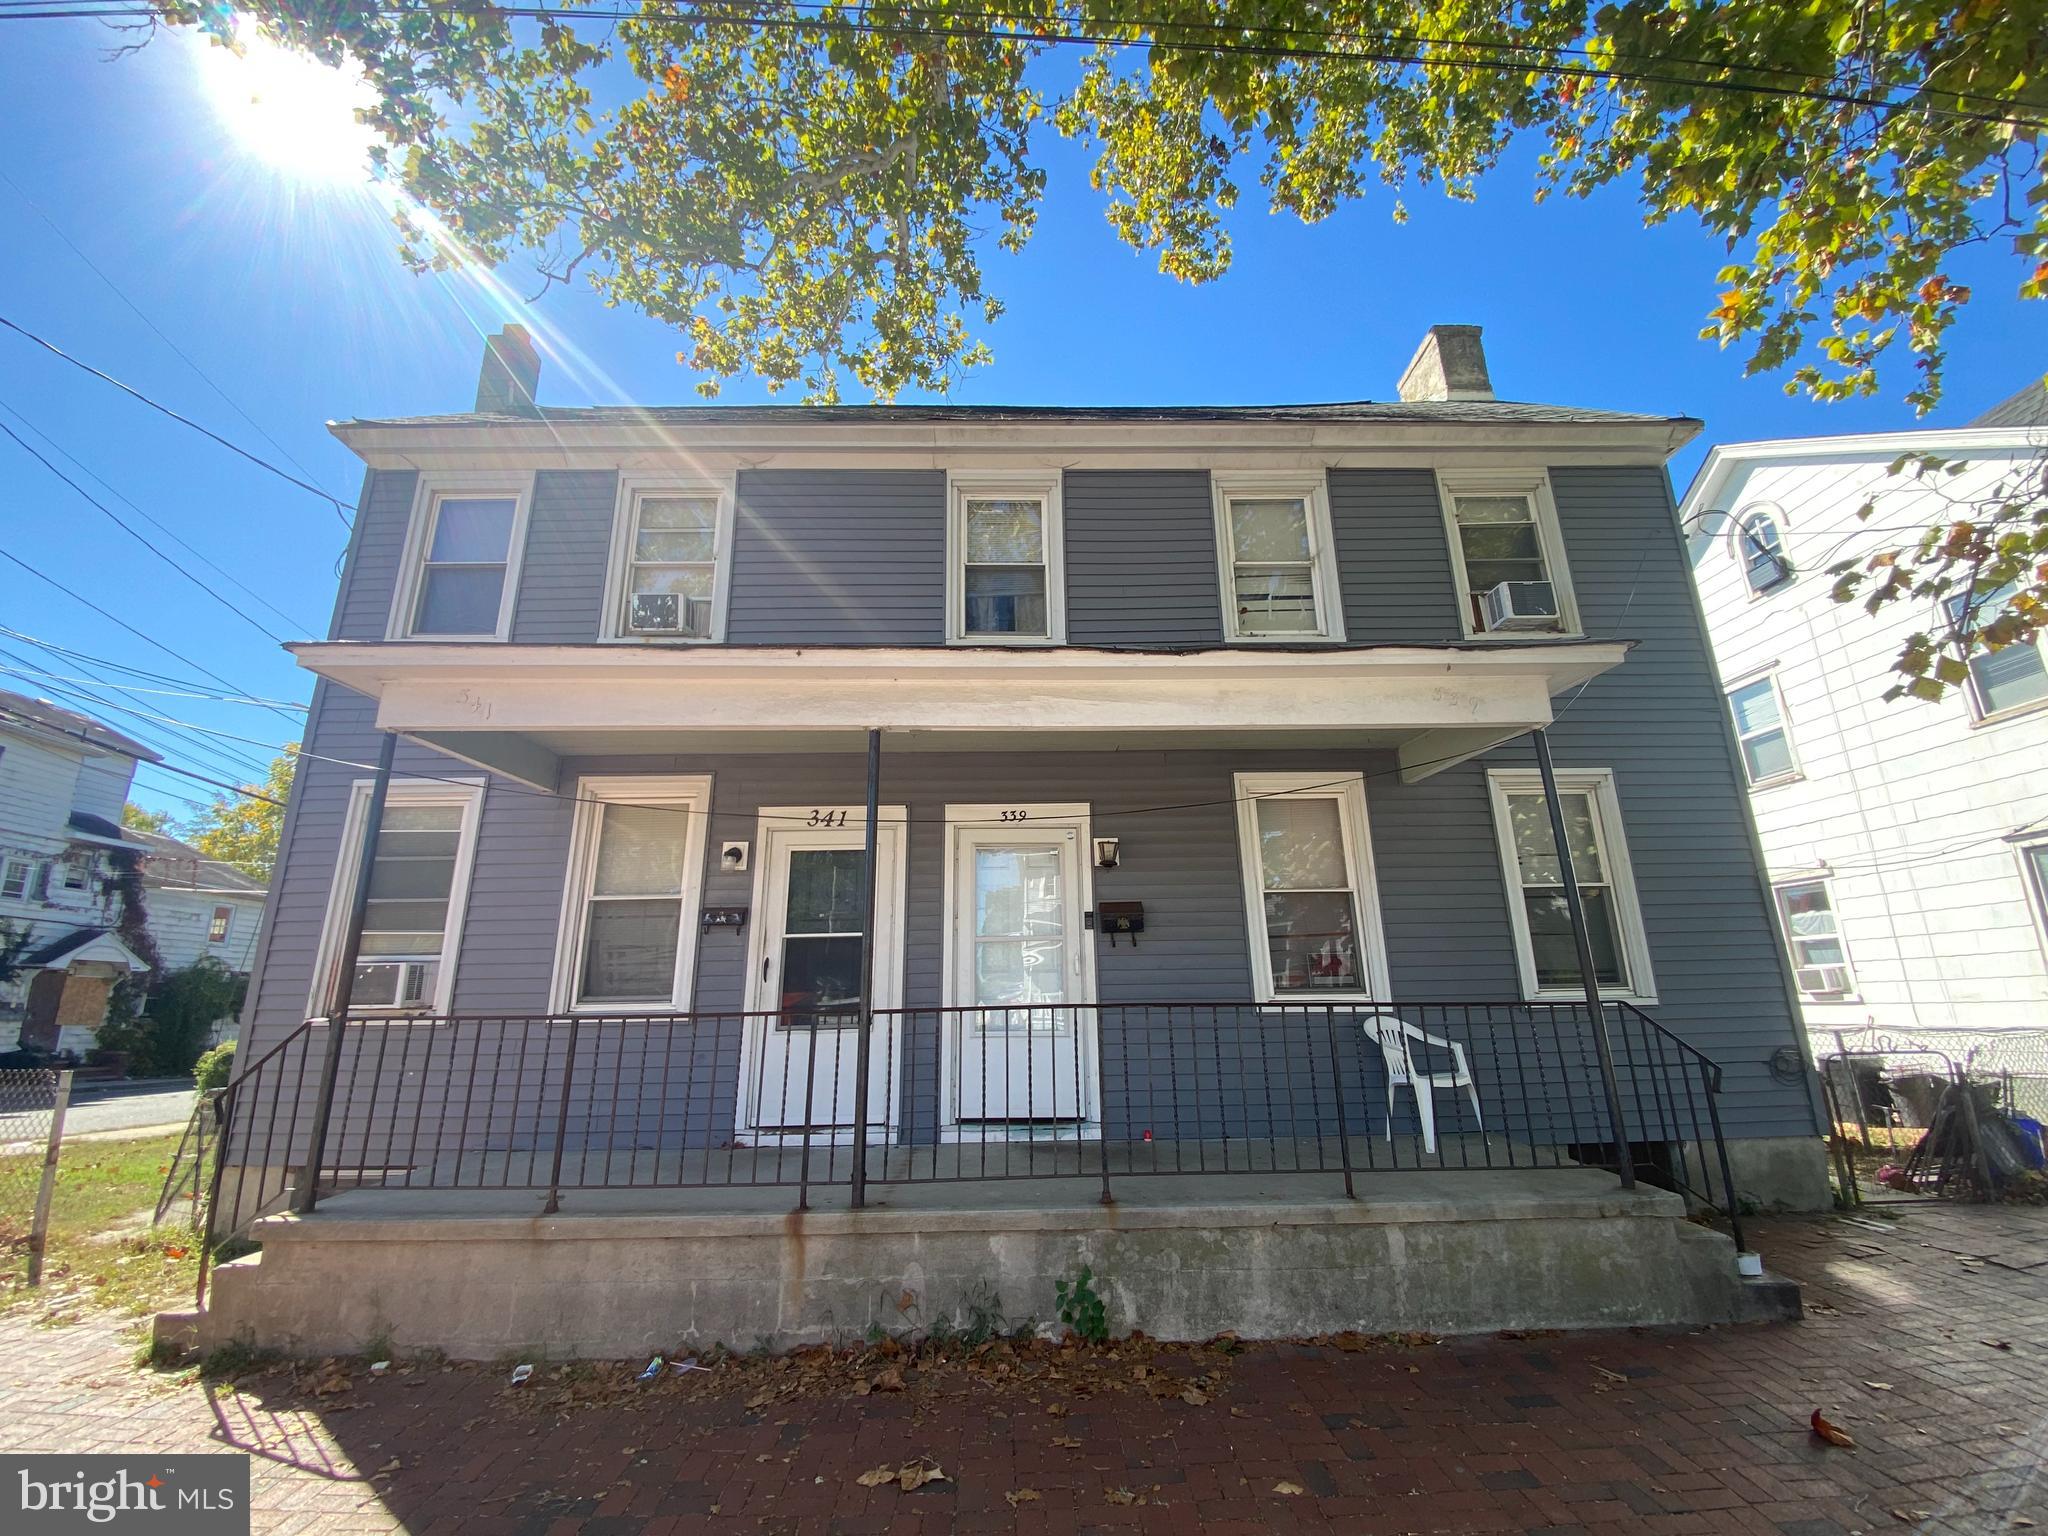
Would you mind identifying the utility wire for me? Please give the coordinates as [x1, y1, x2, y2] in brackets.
[0, 548, 304, 726]
[0, 165, 347, 508]
[0, 400, 318, 636]
[0, 413, 291, 647]
[0, 314, 354, 528]
[5, 2, 2042, 127]
[0, 708, 290, 806]
[0, 625, 306, 705]
[0, 659, 305, 710]
[0, 647, 279, 784]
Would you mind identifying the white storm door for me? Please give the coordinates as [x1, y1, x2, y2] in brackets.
[947, 808, 1094, 1127]
[743, 809, 905, 1136]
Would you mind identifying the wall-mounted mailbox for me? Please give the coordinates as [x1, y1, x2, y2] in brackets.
[702, 907, 749, 929]
[1095, 901, 1145, 946]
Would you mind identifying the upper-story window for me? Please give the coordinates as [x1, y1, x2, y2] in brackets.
[1945, 581, 2048, 720]
[1211, 476, 1345, 642]
[390, 476, 533, 641]
[1736, 509, 1793, 593]
[1, 857, 35, 900]
[947, 474, 1065, 644]
[58, 852, 92, 892]
[604, 478, 734, 642]
[207, 905, 232, 944]
[1438, 471, 1580, 637]
[1728, 673, 1797, 786]
[1775, 878, 1852, 997]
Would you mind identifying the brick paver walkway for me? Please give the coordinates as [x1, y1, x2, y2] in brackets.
[2, 1205, 2045, 1534]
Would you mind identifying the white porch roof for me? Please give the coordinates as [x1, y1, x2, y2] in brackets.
[289, 641, 1631, 788]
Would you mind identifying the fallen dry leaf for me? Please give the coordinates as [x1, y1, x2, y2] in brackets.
[745, 1389, 777, 1410]
[1810, 1408, 1855, 1448]
[1005, 1489, 1042, 1507]
[872, 1366, 906, 1393]
[1273, 1481, 1306, 1496]
[1981, 1339, 2012, 1351]
[1051, 1434, 1082, 1448]
[1181, 1387, 1209, 1406]
[1864, 1381, 1893, 1391]
[1890, 1510, 1931, 1523]
[898, 1463, 948, 1492]
[1592, 1365, 1628, 1384]
[856, 1467, 896, 1489]
[1105, 1488, 1139, 1506]
[896, 1290, 918, 1313]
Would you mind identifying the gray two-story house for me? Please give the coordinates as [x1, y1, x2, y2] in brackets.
[190, 326, 1821, 1358]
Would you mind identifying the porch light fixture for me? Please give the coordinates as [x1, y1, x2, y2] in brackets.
[1092, 837, 1120, 869]
[721, 840, 749, 872]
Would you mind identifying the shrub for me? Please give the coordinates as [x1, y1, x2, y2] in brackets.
[193, 1039, 237, 1092]
[99, 959, 247, 1078]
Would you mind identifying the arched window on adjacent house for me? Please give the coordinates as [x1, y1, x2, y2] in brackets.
[1736, 509, 1792, 593]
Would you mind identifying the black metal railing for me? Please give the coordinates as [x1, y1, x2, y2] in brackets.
[197, 998, 1743, 1301]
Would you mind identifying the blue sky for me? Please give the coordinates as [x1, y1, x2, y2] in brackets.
[1, 18, 2040, 822]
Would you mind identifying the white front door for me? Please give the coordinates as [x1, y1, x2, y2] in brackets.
[945, 805, 1096, 1131]
[742, 807, 905, 1137]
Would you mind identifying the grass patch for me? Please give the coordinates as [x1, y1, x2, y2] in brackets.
[0, 1131, 201, 1320]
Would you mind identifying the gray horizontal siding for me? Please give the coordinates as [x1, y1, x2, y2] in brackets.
[1328, 469, 1464, 643]
[1473, 464, 1813, 1139]
[331, 469, 416, 640]
[1064, 471, 1225, 645]
[511, 471, 617, 644]
[726, 470, 946, 644]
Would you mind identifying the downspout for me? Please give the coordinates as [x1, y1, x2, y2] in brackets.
[850, 727, 881, 1210]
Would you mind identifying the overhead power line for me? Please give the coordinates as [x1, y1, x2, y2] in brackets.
[0, 706, 289, 806]
[4, 2, 2042, 127]
[0, 412, 291, 647]
[0, 646, 279, 784]
[0, 165, 347, 509]
[0, 548, 304, 726]
[0, 625, 308, 704]
[0, 314, 355, 528]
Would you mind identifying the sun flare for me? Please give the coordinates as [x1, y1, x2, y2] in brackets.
[195, 25, 378, 185]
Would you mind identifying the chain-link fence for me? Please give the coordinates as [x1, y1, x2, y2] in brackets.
[0, 1067, 72, 1285]
[1814, 1027, 2048, 1203]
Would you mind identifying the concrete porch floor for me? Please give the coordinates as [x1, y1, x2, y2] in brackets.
[177, 1160, 1799, 1359]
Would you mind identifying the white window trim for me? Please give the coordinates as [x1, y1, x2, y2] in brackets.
[1772, 875, 1856, 1000]
[308, 777, 487, 1019]
[1730, 502, 1794, 597]
[385, 472, 535, 642]
[598, 474, 737, 644]
[1232, 772, 1392, 1004]
[945, 471, 1066, 646]
[208, 906, 233, 945]
[1484, 766, 1656, 1005]
[547, 774, 713, 1014]
[1942, 586, 2048, 726]
[1437, 468, 1583, 640]
[1726, 669, 1801, 788]
[1, 856, 34, 900]
[1210, 473, 1347, 644]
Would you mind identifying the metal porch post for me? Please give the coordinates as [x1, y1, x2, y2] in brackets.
[294, 729, 397, 1214]
[1532, 729, 1635, 1190]
[850, 727, 881, 1209]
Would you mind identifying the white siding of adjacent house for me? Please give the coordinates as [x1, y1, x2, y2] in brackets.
[146, 886, 265, 974]
[1688, 440, 2048, 1038]
[0, 726, 108, 952]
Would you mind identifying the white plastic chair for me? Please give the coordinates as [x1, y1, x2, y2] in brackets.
[1362, 1011, 1483, 1154]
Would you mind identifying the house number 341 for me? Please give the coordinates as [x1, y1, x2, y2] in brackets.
[806, 809, 849, 827]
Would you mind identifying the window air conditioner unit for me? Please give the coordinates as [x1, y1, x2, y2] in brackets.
[1795, 964, 1851, 996]
[628, 592, 711, 637]
[1481, 580, 1560, 632]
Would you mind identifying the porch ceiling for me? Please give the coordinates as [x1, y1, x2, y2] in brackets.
[290, 641, 1632, 789]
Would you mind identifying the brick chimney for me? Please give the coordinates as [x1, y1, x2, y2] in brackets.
[474, 324, 542, 416]
[1397, 324, 1493, 403]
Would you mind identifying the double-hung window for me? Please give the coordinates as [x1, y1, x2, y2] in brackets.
[1233, 772, 1389, 1000]
[1212, 477, 1344, 641]
[606, 479, 733, 641]
[1728, 674, 1796, 785]
[1945, 581, 2048, 719]
[947, 475, 1064, 643]
[554, 776, 711, 1012]
[1486, 768, 1654, 1001]
[207, 905, 232, 945]
[391, 478, 531, 640]
[0, 858, 32, 900]
[1775, 879, 1852, 996]
[1438, 471, 1579, 636]
[312, 781, 484, 1017]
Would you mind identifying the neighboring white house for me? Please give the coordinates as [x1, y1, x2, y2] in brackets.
[0, 689, 271, 1055]
[1678, 381, 2048, 1064]
[0, 689, 160, 1053]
